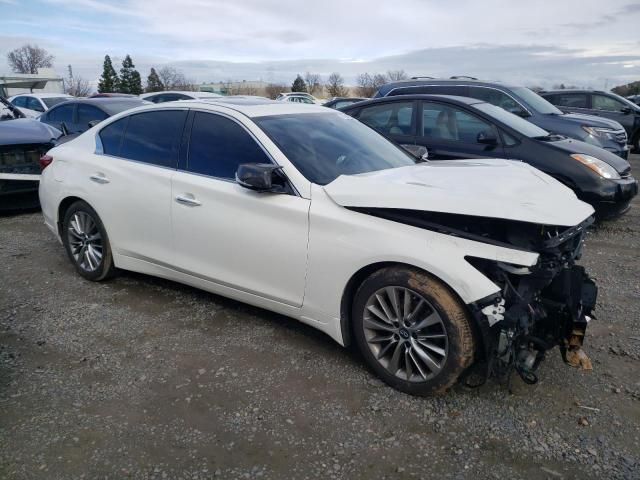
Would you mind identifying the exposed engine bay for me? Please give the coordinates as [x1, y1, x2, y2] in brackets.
[350, 207, 598, 388]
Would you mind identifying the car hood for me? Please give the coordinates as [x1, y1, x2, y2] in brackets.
[0, 119, 61, 146]
[544, 137, 631, 174]
[324, 159, 594, 227]
[559, 112, 624, 130]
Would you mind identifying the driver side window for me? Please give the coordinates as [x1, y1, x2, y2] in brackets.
[357, 102, 414, 136]
[422, 101, 497, 144]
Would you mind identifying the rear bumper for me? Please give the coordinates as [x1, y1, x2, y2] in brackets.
[0, 179, 40, 211]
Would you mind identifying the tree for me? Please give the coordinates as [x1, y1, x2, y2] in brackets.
[356, 72, 387, 97]
[65, 65, 91, 97]
[291, 74, 307, 93]
[146, 68, 164, 92]
[7, 44, 54, 74]
[97, 55, 119, 93]
[118, 55, 143, 95]
[304, 72, 322, 96]
[157, 67, 196, 91]
[265, 83, 288, 99]
[386, 70, 408, 82]
[326, 72, 348, 97]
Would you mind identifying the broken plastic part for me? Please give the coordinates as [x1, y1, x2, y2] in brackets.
[565, 348, 593, 370]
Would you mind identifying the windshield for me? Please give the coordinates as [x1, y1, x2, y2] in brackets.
[255, 112, 416, 185]
[609, 92, 640, 110]
[42, 97, 71, 108]
[511, 87, 563, 115]
[474, 102, 549, 138]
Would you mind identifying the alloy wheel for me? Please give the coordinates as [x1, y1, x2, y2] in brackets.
[363, 286, 448, 382]
[67, 211, 103, 272]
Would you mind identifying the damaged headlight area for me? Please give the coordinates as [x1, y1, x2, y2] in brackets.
[466, 215, 597, 387]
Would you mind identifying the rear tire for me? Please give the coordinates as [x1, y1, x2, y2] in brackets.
[62, 200, 116, 281]
[352, 266, 476, 396]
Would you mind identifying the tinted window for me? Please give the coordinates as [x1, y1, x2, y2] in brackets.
[422, 101, 495, 143]
[390, 85, 467, 96]
[11, 97, 27, 108]
[255, 112, 415, 185]
[99, 117, 128, 155]
[48, 104, 75, 123]
[357, 101, 414, 136]
[511, 87, 562, 115]
[188, 112, 270, 179]
[26, 97, 45, 112]
[42, 97, 70, 108]
[148, 93, 191, 103]
[592, 94, 625, 112]
[77, 104, 108, 126]
[119, 110, 187, 167]
[468, 87, 527, 116]
[551, 93, 588, 108]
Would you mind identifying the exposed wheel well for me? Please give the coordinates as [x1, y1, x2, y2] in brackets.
[339, 262, 473, 347]
[57, 196, 84, 237]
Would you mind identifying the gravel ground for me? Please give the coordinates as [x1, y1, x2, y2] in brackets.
[1, 155, 639, 480]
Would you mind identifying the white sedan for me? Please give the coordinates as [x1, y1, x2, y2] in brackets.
[39, 98, 597, 395]
[9, 93, 73, 118]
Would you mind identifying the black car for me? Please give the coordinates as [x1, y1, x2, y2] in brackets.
[323, 97, 367, 109]
[341, 95, 637, 218]
[374, 78, 630, 159]
[1, 97, 62, 210]
[39, 98, 148, 134]
[540, 90, 640, 152]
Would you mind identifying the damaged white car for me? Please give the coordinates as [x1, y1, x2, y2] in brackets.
[39, 99, 597, 395]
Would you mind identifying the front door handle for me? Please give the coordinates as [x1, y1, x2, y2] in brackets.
[175, 194, 202, 207]
[89, 173, 110, 184]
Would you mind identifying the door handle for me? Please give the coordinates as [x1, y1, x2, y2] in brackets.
[89, 173, 110, 184]
[175, 194, 201, 207]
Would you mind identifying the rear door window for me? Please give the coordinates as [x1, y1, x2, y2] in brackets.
[119, 110, 188, 167]
[467, 87, 528, 116]
[421, 101, 496, 143]
[48, 103, 75, 123]
[356, 101, 415, 136]
[77, 104, 109, 126]
[187, 111, 271, 179]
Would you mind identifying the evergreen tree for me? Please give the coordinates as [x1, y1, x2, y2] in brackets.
[291, 74, 307, 93]
[97, 55, 119, 93]
[146, 68, 164, 92]
[118, 55, 143, 94]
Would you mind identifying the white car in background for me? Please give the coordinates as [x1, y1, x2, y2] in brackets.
[9, 93, 73, 118]
[276, 92, 322, 104]
[39, 98, 597, 396]
[139, 90, 222, 103]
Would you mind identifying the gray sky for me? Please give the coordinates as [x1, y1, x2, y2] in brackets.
[1, 0, 639, 89]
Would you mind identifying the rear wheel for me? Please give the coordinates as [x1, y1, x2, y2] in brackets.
[352, 266, 476, 396]
[62, 201, 116, 281]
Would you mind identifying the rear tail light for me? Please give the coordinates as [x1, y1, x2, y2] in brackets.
[39, 154, 53, 171]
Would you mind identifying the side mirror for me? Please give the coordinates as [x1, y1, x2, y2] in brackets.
[477, 130, 498, 145]
[236, 163, 285, 192]
[620, 106, 632, 115]
[88, 120, 100, 128]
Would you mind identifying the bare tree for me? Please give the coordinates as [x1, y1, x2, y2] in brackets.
[157, 66, 197, 91]
[64, 65, 91, 97]
[304, 72, 322, 96]
[265, 83, 288, 99]
[326, 72, 348, 98]
[386, 70, 408, 82]
[7, 44, 54, 74]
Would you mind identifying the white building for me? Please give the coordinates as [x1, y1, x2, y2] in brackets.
[0, 68, 64, 98]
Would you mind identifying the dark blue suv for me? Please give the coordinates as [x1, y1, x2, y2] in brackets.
[374, 78, 630, 159]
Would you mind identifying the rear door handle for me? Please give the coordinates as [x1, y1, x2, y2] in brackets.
[89, 173, 110, 184]
[175, 194, 202, 207]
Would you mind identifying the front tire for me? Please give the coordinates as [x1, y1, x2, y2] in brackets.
[352, 266, 476, 396]
[62, 200, 116, 281]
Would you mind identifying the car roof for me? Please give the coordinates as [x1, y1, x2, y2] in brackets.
[140, 90, 222, 98]
[341, 94, 487, 109]
[540, 89, 607, 94]
[11, 92, 72, 98]
[377, 78, 521, 96]
[51, 97, 149, 115]
[124, 97, 332, 118]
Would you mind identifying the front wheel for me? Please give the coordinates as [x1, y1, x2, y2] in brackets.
[62, 200, 116, 281]
[352, 266, 476, 396]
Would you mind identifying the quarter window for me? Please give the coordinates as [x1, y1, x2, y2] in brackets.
[422, 101, 496, 143]
[98, 117, 128, 155]
[592, 94, 626, 112]
[119, 110, 187, 167]
[357, 102, 414, 136]
[187, 112, 271, 179]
